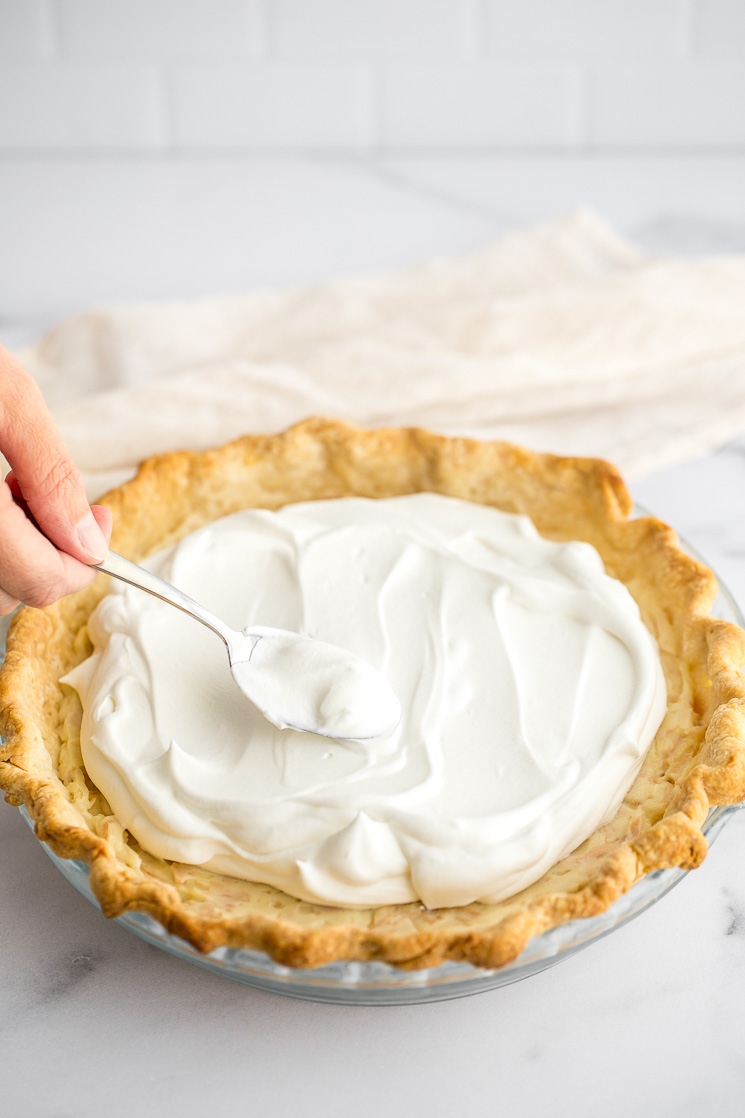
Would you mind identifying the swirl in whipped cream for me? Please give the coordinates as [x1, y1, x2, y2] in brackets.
[63, 493, 667, 909]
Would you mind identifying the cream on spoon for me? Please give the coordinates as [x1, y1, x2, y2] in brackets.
[93, 550, 401, 740]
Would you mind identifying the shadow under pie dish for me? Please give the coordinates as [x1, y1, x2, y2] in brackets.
[1, 418, 745, 976]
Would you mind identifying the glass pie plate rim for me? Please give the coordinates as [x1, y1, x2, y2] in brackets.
[8, 510, 745, 1006]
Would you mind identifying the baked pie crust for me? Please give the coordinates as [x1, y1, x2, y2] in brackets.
[1, 418, 744, 970]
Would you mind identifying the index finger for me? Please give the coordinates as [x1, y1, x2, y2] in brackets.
[0, 479, 106, 610]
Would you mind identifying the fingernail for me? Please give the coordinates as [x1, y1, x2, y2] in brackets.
[77, 511, 108, 564]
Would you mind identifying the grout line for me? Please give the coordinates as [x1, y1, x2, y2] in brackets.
[361, 65, 380, 151]
[256, 0, 274, 60]
[0, 147, 745, 162]
[677, 0, 701, 59]
[572, 65, 591, 151]
[155, 65, 174, 154]
[466, 0, 487, 61]
[39, 0, 59, 60]
[581, 65, 599, 155]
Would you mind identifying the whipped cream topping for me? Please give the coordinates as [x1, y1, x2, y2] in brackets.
[64, 493, 667, 909]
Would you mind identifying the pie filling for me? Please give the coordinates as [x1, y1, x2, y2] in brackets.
[63, 492, 667, 910]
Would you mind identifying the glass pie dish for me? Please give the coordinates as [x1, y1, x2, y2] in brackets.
[23, 800, 741, 1005]
[3, 512, 744, 1006]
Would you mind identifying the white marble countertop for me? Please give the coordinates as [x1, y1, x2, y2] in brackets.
[1, 154, 744, 1118]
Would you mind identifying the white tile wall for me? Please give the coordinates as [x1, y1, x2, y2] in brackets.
[484, 0, 691, 58]
[0, 64, 163, 149]
[0, 0, 742, 152]
[272, 0, 477, 60]
[170, 64, 373, 148]
[0, 0, 52, 58]
[697, 0, 745, 57]
[379, 66, 583, 148]
[590, 64, 745, 147]
[56, 0, 266, 59]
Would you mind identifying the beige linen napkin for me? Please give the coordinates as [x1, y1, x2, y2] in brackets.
[18, 211, 745, 500]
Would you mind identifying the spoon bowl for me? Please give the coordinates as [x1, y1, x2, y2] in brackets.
[94, 550, 401, 740]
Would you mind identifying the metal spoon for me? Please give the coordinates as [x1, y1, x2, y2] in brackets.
[94, 550, 401, 741]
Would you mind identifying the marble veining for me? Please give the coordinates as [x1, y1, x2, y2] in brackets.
[725, 907, 744, 937]
[722, 886, 745, 939]
[38, 950, 104, 1006]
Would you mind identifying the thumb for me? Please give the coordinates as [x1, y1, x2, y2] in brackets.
[0, 349, 109, 564]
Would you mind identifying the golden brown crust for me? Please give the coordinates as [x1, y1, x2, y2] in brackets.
[2, 418, 744, 970]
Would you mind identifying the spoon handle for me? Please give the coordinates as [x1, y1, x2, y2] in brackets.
[94, 550, 236, 650]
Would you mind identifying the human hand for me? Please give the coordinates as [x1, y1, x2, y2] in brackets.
[0, 343, 112, 615]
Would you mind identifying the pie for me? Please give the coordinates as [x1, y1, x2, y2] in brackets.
[1, 418, 744, 970]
